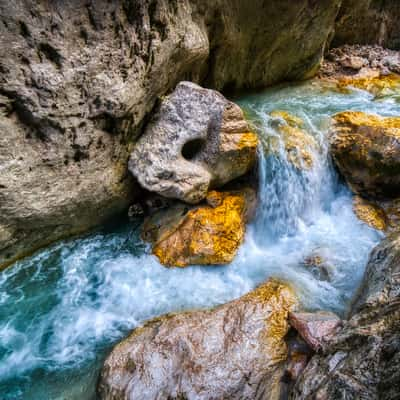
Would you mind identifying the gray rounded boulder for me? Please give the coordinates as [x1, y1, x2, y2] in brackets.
[128, 82, 258, 204]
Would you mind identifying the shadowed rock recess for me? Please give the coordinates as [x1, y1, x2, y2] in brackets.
[0, 0, 344, 268]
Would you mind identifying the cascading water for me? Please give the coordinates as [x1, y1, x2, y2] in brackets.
[1, 79, 398, 399]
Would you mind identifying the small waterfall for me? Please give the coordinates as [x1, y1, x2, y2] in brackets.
[1, 79, 396, 399]
[252, 112, 331, 241]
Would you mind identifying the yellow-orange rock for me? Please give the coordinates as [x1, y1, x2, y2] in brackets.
[353, 196, 388, 231]
[142, 190, 255, 267]
[330, 111, 400, 199]
[336, 71, 400, 98]
[99, 279, 297, 400]
[352, 195, 400, 233]
[269, 111, 318, 169]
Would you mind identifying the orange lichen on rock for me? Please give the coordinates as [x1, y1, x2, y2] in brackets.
[336, 72, 400, 98]
[333, 111, 400, 130]
[269, 110, 318, 169]
[146, 191, 251, 267]
[99, 279, 297, 400]
[248, 280, 297, 351]
[330, 111, 400, 199]
[353, 196, 388, 231]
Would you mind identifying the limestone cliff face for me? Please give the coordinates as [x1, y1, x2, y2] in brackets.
[0, 0, 345, 268]
[333, 0, 400, 50]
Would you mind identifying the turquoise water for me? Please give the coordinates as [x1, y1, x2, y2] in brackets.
[1, 79, 398, 399]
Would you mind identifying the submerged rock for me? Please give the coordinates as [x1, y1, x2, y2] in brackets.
[292, 234, 400, 399]
[269, 111, 318, 170]
[142, 189, 256, 267]
[330, 111, 400, 199]
[129, 82, 258, 204]
[302, 253, 334, 282]
[98, 279, 297, 400]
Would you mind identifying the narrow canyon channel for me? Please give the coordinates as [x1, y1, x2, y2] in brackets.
[1, 78, 398, 399]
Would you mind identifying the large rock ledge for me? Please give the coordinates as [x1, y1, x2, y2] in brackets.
[0, 0, 344, 269]
[98, 279, 297, 400]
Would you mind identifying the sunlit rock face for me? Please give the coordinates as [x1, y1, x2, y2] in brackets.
[353, 196, 388, 231]
[330, 111, 400, 199]
[337, 72, 400, 99]
[98, 279, 297, 400]
[269, 111, 319, 170]
[142, 189, 256, 267]
[129, 82, 257, 204]
[292, 234, 400, 400]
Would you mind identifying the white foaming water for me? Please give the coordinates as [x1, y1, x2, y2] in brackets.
[0, 80, 397, 399]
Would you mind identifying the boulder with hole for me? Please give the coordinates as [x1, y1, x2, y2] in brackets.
[128, 82, 258, 204]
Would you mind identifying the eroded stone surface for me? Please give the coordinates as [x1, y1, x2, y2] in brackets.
[330, 111, 400, 199]
[142, 189, 256, 267]
[98, 279, 297, 400]
[292, 234, 400, 399]
[129, 82, 258, 204]
[289, 311, 342, 352]
[0, 0, 343, 269]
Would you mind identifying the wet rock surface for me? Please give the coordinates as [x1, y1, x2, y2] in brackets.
[142, 189, 256, 267]
[129, 82, 258, 204]
[292, 234, 400, 400]
[330, 111, 400, 199]
[268, 111, 319, 170]
[98, 279, 297, 400]
[0, 0, 345, 268]
[353, 195, 388, 231]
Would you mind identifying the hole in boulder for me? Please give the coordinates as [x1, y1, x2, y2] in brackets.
[181, 138, 205, 161]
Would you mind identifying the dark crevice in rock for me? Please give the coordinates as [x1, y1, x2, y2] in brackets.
[19, 20, 31, 38]
[181, 138, 205, 160]
[38, 42, 63, 68]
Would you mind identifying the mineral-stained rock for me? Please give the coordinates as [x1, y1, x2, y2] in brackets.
[129, 82, 258, 204]
[330, 111, 400, 199]
[98, 279, 297, 400]
[319, 46, 400, 99]
[353, 195, 388, 231]
[269, 111, 318, 170]
[291, 234, 400, 400]
[0, 0, 345, 269]
[337, 71, 400, 98]
[142, 189, 255, 267]
[288, 311, 342, 352]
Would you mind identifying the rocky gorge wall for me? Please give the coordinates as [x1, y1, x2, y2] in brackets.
[0, 0, 398, 268]
[333, 0, 400, 50]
